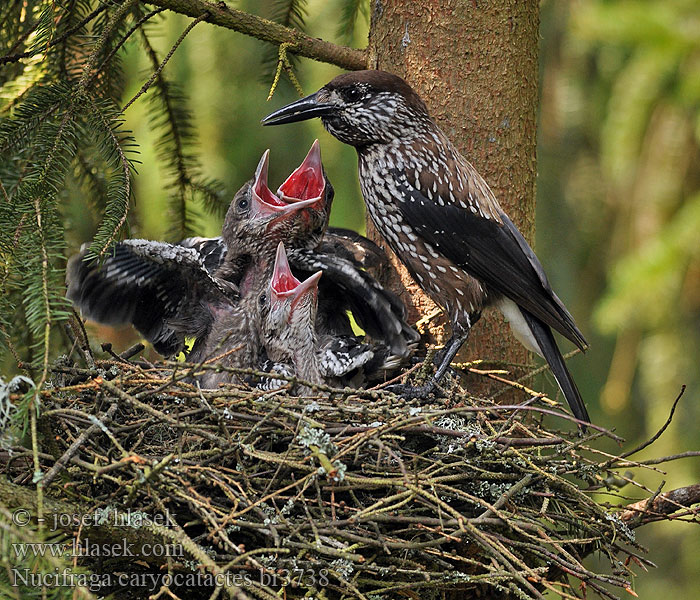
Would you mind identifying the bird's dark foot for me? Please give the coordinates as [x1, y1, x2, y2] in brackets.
[431, 345, 449, 368]
[384, 380, 444, 399]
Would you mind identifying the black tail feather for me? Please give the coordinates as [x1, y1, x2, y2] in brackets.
[521, 309, 590, 428]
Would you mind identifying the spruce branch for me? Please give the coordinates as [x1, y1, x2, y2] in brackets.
[122, 11, 203, 114]
[76, 0, 140, 92]
[337, 0, 369, 42]
[127, 14, 228, 236]
[87, 6, 167, 92]
[10, 97, 74, 372]
[0, 83, 66, 157]
[85, 98, 133, 258]
[260, 0, 308, 86]
[135, 20, 206, 239]
[271, 0, 308, 32]
[0, 4, 108, 66]
[73, 149, 110, 214]
[31, 198, 52, 389]
[141, 0, 368, 71]
[2, 3, 41, 58]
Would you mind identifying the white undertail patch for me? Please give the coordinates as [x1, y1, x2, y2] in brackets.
[495, 297, 542, 357]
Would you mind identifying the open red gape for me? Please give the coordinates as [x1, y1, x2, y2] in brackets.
[271, 243, 321, 307]
[251, 145, 324, 220]
[253, 150, 287, 209]
[278, 139, 324, 204]
[255, 181, 286, 207]
[271, 242, 302, 296]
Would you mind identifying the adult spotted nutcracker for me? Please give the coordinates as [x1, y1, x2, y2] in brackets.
[263, 69, 590, 424]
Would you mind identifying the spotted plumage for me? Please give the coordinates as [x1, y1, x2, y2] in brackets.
[254, 359, 295, 391]
[263, 69, 590, 425]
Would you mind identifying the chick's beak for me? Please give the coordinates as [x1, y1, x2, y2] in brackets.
[251, 151, 317, 220]
[270, 242, 321, 307]
[277, 139, 324, 205]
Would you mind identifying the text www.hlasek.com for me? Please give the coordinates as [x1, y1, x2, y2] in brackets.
[12, 538, 183, 559]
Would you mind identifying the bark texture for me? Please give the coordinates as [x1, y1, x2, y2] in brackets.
[367, 0, 540, 392]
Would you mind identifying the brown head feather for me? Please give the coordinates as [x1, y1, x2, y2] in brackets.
[325, 70, 429, 114]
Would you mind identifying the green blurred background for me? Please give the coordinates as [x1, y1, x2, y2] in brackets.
[65, 0, 700, 595]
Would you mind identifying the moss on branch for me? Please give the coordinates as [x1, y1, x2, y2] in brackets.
[142, 0, 368, 71]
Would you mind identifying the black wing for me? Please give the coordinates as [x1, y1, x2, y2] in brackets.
[320, 228, 387, 269]
[178, 236, 227, 273]
[395, 175, 587, 351]
[320, 335, 374, 377]
[179, 229, 387, 274]
[66, 240, 237, 356]
[289, 248, 420, 356]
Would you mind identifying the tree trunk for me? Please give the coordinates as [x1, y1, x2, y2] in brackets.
[367, 0, 539, 395]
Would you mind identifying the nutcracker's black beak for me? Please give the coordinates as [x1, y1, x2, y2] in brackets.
[262, 92, 337, 126]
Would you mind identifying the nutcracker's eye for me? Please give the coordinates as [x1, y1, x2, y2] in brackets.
[344, 87, 362, 102]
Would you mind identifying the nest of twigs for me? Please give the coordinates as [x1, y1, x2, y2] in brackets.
[3, 346, 689, 600]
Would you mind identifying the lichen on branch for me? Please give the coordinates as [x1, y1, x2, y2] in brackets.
[142, 0, 368, 71]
